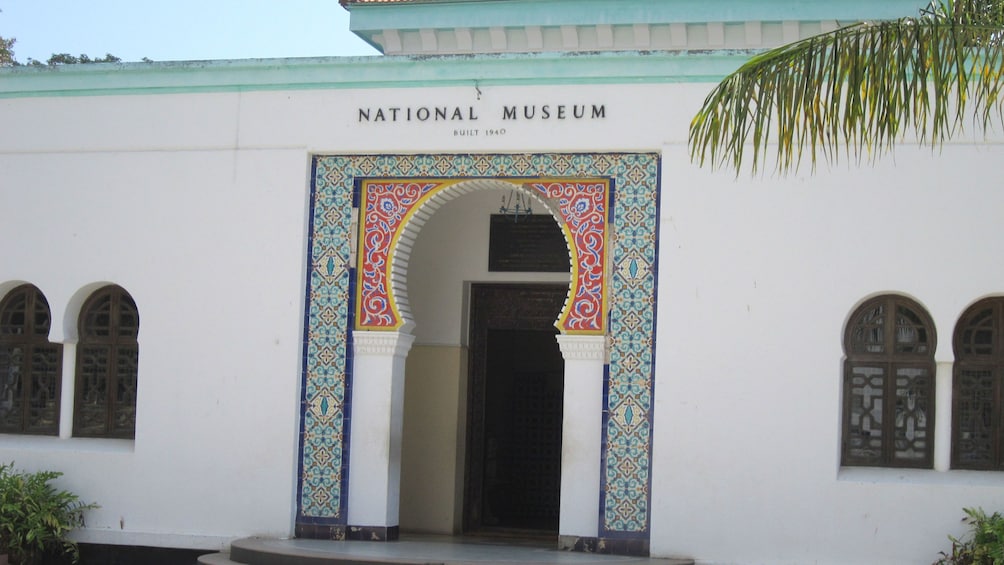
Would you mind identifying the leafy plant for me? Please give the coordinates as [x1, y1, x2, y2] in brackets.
[936, 507, 1004, 564]
[0, 463, 98, 565]
[689, 0, 1004, 175]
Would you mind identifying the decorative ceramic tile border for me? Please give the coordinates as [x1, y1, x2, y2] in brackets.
[356, 180, 451, 330]
[526, 180, 609, 334]
[355, 179, 610, 334]
[298, 153, 660, 541]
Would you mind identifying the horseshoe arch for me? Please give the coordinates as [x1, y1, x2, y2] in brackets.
[354, 177, 611, 335]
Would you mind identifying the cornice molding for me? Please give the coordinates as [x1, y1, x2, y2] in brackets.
[0, 51, 756, 99]
[556, 334, 606, 362]
[348, 0, 929, 55]
[353, 331, 416, 357]
[366, 20, 843, 56]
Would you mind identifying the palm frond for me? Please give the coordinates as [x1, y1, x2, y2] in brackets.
[689, 0, 1004, 175]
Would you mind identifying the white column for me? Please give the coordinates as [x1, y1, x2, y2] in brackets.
[556, 334, 606, 540]
[934, 361, 953, 471]
[58, 342, 76, 439]
[347, 331, 415, 530]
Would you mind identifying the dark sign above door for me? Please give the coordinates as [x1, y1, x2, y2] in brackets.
[488, 214, 570, 273]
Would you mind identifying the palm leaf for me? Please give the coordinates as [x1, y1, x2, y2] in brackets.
[689, 0, 1004, 175]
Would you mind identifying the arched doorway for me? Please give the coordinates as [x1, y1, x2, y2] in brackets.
[348, 176, 611, 540]
[298, 153, 660, 554]
[397, 186, 572, 536]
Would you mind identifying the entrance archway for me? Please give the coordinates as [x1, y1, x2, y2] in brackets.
[350, 177, 610, 540]
[383, 182, 590, 536]
[298, 153, 660, 554]
[394, 186, 572, 535]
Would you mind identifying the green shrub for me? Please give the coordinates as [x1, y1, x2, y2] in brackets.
[0, 462, 98, 565]
[936, 507, 1004, 565]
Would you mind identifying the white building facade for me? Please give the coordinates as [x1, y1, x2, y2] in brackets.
[3, 1, 1004, 563]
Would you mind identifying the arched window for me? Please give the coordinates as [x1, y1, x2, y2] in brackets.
[0, 285, 62, 435]
[74, 286, 139, 439]
[842, 295, 935, 468]
[952, 298, 1004, 470]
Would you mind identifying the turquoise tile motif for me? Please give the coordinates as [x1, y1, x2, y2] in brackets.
[299, 153, 660, 538]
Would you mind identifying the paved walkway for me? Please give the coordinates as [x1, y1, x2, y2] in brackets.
[198, 535, 694, 565]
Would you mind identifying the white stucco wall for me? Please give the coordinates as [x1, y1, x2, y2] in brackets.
[651, 140, 1004, 564]
[0, 92, 311, 549]
[2, 72, 1003, 564]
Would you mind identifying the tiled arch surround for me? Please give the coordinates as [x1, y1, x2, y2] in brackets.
[356, 177, 611, 335]
[297, 153, 660, 554]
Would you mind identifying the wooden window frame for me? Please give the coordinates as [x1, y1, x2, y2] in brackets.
[842, 295, 936, 468]
[73, 285, 139, 439]
[0, 285, 62, 435]
[952, 298, 1004, 470]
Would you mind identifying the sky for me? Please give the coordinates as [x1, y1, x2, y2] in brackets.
[0, 0, 380, 64]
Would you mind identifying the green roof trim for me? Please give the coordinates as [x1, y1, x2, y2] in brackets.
[0, 51, 757, 98]
[348, 0, 931, 32]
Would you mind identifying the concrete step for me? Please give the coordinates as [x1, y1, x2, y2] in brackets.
[200, 536, 694, 565]
[197, 553, 239, 565]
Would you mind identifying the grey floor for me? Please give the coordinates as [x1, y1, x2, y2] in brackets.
[198, 535, 694, 565]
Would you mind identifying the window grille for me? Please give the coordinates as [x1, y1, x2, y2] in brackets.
[842, 295, 935, 468]
[0, 285, 61, 435]
[74, 286, 139, 439]
[952, 298, 1004, 470]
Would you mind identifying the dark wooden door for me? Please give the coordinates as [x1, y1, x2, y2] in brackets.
[464, 284, 565, 535]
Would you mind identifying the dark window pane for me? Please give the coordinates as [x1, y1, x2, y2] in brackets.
[113, 347, 138, 434]
[117, 298, 139, 339]
[0, 286, 60, 435]
[83, 294, 113, 339]
[959, 307, 995, 357]
[955, 368, 995, 468]
[27, 345, 59, 433]
[31, 297, 50, 337]
[0, 293, 27, 336]
[845, 365, 885, 465]
[892, 366, 930, 464]
[849, 304, 885, 354]
[76, 346, 110, 436]
[895, 306, 930, 354]
[0, 346, 24, 432]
